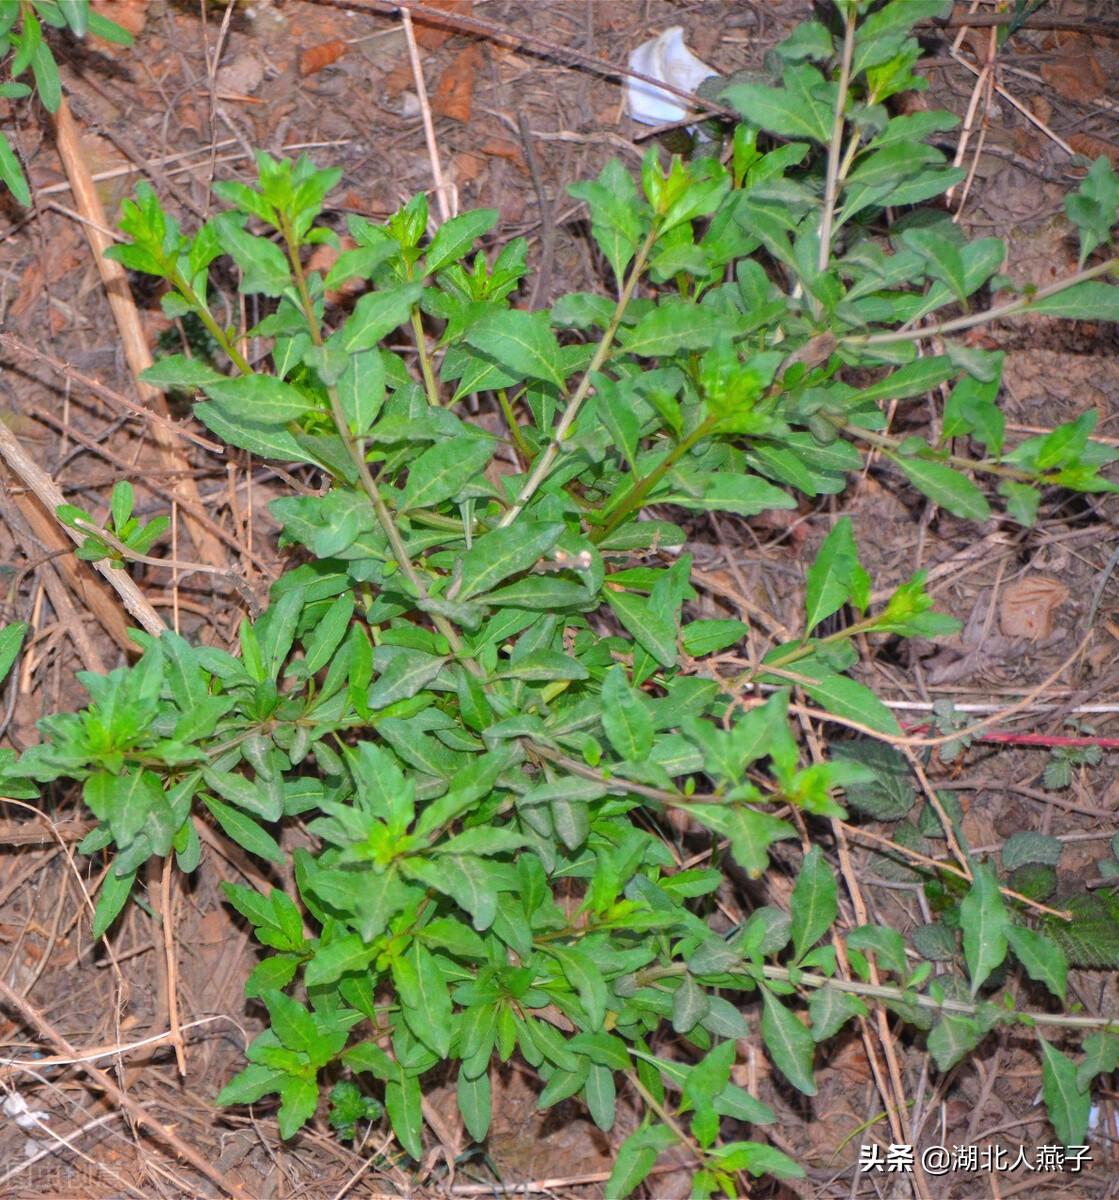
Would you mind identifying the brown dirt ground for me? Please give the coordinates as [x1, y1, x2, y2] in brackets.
[1, 1, 1119, 1197]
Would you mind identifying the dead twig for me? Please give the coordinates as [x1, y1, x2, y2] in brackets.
[50, 97, 229, 570]
[0, 399, 164, 638]
[0, 975, 253, 1200]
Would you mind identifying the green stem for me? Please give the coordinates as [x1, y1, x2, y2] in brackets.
[169, 269, 253, 377]
[278, 218, 469, 659]
[592, 415, 719, 544]
[836, 418, 1062, 483]
[817, 5, 856, 274]
[844, 256, 1119, 348]
[496, 221, 662, 529]
[764, 965, 1119, 1030]
[410, 305, 441, 407]
[497, 388, 533, 465]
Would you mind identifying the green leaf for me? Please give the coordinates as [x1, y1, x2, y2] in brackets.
[1027, 282, 1119, 322]
[92, 865, 137, 938]
[204, 767, 282, 821]
[620, 303, 735, 357]
[261, 987, 318, 1054]
[216, 1063, 285, 1107]
[142, 355, 226, 390]
[798, 672, 902, 736]
[653, 471, 794, 517]
[809, 986, 867, 1042]
[1006, 924, 1067, 1002]
[245, 955, 301, 998]
[604, 589, 676, 668]
[1077, 1031, 1119, 1092]
[393, 942, 453, 1057]
[30, 41, 61, 113]
[0, 622, 28, 687]
[721, 64, 835, 143]
[426, 208, 498, 273]
[804, 517, 870, 634]
[893, 455, 991, 520]
[339, 283, 425, 352]
[606, 1125, 677, 1200]
[1002, 832, 1061, 871]
[760, 989, 817, 1095]
[337, 349, 386, 438]
[464, 309, 565, 388]
[567, 160, 644, 288]
[600, 666, 654, 761]
[902, 228, 967, 303]
[547, 944, 608, 1030]
[305, 934, 375, 987]
[457, 1069, 492, 1142]
[671, 974, 709, 1035]
[928, 1014, 982, 1071]
[959, 863, 1010, 995]
[400, 436, 494, 511]
[1065, 157, 1118, 266]
[1001, 478, 1044, 528]
[688, 805, 797, 880]
[830, 740, 914, 819]
[386, 1075, 423, 1160]
[202, 374, 315, 425]
[367, 650, 447, 709]
[1039, 1038, 1091, 1147]
[194, 403, 305, 462]
[854, 356, 958, 405]
[0, 132, 31, 206]
[847, 924, 908, 975]
[213, 212, 291, 294]
[204, 796, 285, 865]
[583, 1063, 617, 1132]
[680, 618, 749, 657]
[852, 0, 948, 74]
[456, 522, 564, 601]
[790, 846, 837, 963]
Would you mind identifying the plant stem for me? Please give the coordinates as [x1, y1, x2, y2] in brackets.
[763, 965, 1119, 1030]
[170, 270, 253, 376]
[592, 415, 719, 544]
[410, 305, 441, 407]
[280, 219, 468, 658]
[639, 961, 1119, 1031]
[835, 418, 1060, 483]
[497, 388, 534, 465]
[496, 221, 661, 529]
[817, 5, 856, 274]
[844, 255, 1119, 348]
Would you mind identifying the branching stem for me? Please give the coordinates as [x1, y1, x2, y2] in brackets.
[844, 256, 1119, 348]
[497, 221, 661, 528]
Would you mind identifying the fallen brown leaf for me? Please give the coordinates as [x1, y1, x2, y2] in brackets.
[1069, 132, 1119, 166]
[999, 575, 1069, 640]
[300, 39, 348, 77]
[432, 42, 482, 122]
[414, 0, 474, 49]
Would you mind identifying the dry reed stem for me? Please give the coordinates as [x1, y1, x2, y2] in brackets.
[0, 401, 164, 638]
[51, 98, 229, 571]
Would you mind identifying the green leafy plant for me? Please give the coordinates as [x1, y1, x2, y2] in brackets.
[1043, 722, 1104, 790]
[4, 0, 1119, 1191]
[0, 0, 132, 204]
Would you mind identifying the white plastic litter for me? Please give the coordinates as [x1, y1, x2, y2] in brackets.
[625, 27, 717, 127]
[2, 1091, 49, 1131]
